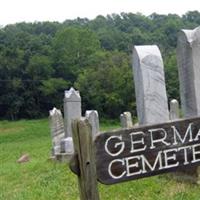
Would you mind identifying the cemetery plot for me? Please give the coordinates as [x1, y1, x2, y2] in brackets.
[95, 117, 200, 185]
[69, 26, 200, 199]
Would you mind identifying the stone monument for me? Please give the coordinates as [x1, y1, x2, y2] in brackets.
[177, 26, 200, 117]
[177, 26, 200, 184]
[49, 107, 65, 156]
[132, 45, 169, 125]
[63, 87, 82, 137]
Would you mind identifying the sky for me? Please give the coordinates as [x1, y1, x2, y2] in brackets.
[0, 0, 200, 26]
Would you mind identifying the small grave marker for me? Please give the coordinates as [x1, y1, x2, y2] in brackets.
[120, 112, 133, 128]
[170, 99, 180, 120]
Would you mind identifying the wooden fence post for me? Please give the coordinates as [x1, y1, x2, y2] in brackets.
[71, 118, 99, 200]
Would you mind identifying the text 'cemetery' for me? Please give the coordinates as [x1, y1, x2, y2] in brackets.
[95, 117, 200, 184]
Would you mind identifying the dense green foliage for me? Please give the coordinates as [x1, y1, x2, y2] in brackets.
[0, 11, 200, 119]
[1, 119, 200, 199]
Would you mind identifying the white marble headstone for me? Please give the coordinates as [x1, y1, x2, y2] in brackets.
[120, 112, 133, 128]
[177, 26, 200, 117]
[63, 87, 82, 137]
[170, 99, 180, 120]
[49, 107, 65, 155]
[132, 45, 169, 125]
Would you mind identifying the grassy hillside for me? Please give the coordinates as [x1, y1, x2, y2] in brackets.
[0, 119, 199, 200]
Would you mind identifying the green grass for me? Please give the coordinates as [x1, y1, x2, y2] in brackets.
[0, 119, 200, 200]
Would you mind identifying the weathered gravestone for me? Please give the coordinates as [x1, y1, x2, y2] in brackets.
[177, 26, 200, 183]
[49, 107, 65, 156]
[132, 45, 169, 125]
[177, 26, 200, 117]
[120, 112, 133, 128]
[60, 87, 81, 155]
[170, 99, 180, 120]
[64, 87, 82, 137]
[49, 89, 101, 161]
[85, 110, 100, 138]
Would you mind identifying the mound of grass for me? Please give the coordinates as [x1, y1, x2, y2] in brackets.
[0, 119, 199, 200]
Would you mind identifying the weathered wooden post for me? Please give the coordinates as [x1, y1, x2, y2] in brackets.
[71, 118, 99, 200]
[132, 45, 169, 125]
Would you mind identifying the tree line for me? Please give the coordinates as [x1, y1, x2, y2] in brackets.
[0, 11, 199, 120]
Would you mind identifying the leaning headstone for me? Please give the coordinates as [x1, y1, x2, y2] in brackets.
[177, 26, 200, 184]
[63, 87, 82, 137]
[169, 99, 180, 120]
[177, 26, 200, 117]
[132, 45, 169, 125]
[85, 110, 100, 138]
[120, 112, 133, 128]
[49, 107, 65, 156]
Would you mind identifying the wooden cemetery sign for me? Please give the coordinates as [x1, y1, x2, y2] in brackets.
[70, 117, 200, 199]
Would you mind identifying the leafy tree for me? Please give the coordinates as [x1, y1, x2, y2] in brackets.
[52, 27, 100, 82]
[0, 12, 200, 119]
[75, 51, 135, 118]
[164, 52, 180, 102]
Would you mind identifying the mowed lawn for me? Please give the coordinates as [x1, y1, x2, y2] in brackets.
[0, 119, 199, 200]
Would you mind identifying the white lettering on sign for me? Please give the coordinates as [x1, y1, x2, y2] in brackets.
[172, 123, 193, 145]
[130, 131, 146, 153]
[178, 146, 191, 165]
[126, 156, 142, 176]
[141, 152, 162, 173]
[164, 148, 179, 169]
[104, 123, 200, 180]
[194, 129, 200, 141]
[108, 159, 126, 179]
[105, 135, 125, 156]
[149, 128, 170, 149]
[192, 144, 200, 163]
